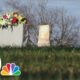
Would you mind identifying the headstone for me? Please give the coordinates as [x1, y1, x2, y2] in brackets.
[37, 25, 50, 47]
[0, 24, 23, 47]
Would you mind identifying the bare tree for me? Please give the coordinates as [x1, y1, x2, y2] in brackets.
[53, 9, 79, 47]
[36, 0, 57, 45]
[6, 0, 38, 46]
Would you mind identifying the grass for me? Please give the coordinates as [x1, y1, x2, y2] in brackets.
[0, 47, 80, 80]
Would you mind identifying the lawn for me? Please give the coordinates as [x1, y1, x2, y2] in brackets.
[0, 47, 80, 80]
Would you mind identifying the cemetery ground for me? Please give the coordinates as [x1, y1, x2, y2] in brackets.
[0, 47, 80, 80]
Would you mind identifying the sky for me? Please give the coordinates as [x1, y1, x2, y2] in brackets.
[0, 0, 80, 18]
[48, 0, 80, 18]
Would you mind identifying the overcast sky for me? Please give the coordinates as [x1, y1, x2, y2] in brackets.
[48, 0, 80, 17]
[0, 0, 80, 18]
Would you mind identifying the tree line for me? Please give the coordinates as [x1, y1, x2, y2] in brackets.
[6, 0, 80, 47]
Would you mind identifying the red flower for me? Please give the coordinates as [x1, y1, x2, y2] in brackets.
[11, 17, 18, 24]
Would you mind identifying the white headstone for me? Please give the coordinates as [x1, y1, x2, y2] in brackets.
[0, 24, 23, 47]
[38, 25, 50, 47]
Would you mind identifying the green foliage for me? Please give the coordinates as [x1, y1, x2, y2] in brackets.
[0, 47, 80, 80]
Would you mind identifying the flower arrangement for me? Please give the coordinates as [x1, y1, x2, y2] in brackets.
[0, 12, 27, 31]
